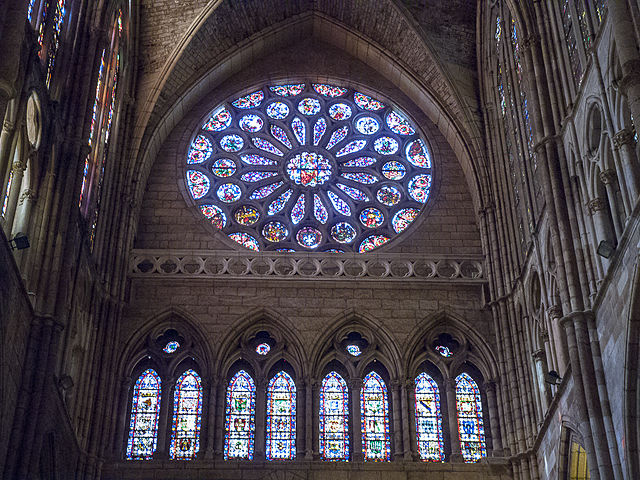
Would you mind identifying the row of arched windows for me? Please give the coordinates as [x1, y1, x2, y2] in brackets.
[126, 368, 487, 463]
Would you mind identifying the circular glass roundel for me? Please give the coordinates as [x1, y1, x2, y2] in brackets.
[185, 82, 433, 252]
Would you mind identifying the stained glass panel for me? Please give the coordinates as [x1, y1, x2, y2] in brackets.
[224, 371, 256, 459]
[386, 111, 415, 135]
[126, 369, 161, 460]
[414, 373, 444, 462]
[203, 106, 232, 131]
[200, 205, 226, 229]
[270, 84, 305, 97]
[187, 170, 210, 200]
[266, 371, 296, 460]
[373, 137, 399, 155]
[329, 103, 353, 121]
[188, 135, 213, 164]
[319, 372, 349, 461]
[291, 117, 306, 146]
[336, 183, 369, 201]
[331, 222, 357, 244]
[327, 191, 351, 216]
[232, 91, 264, 109]
[169, 370, 203, 460]
[361, 372, 391, 462]
[211, 158, 237, 177]
[271, 125, 293, 149]
[253, 138, 284, 156]
[228, 233, 260, 251]
[163, 341, 180, 354]
[268, 189, 294, 215]
[359, 235, 390, 253]
[355, 117, 380, 135]
[313, 84, 348, 97]
[296, 226, 322, 249]
[455, 373, 487, 463]
[326, 126, 349, 150]
[234, 205, 260, 225]
[314, 194, 329, 224]
[313, 118, 327, 146]
[392, 208, 420, 233]
[250, 181, 284, 200]
[239, 114, 264, 132]
[298, 98, 321, 116]
[266, 102, 290, 119]
[291, 194, 306, 224]
[354, 92, 385, 111]
[263, 221, 289, 242]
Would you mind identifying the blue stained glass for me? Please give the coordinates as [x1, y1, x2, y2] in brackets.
[270, 125, 293, 149]
[200, 205, 227, 229]
[326, 126, 349, 150]
[343, 156, 376, 168]
[224, 371, 256, 459]
[355, 116, 380, 135]
[296, 226, 322, 248]
[374, 137, 399, 155]
[331, 222, 357, 244]
[346, 345, 361, 356]
[415, 373, 445, 462]
[250, 181, 284, 200]
[220, 134, 244, 152]
[359, 235, 390, 253]
[313, 84, 348, 97]
[336, 140, 367, 157]
[169, 370, 203, 460]
[325, 249, 345, 253]
[262, 221, 289, 242]
[360, 208, 384, 228]
[240, 171, 279, 183]
[329, 103, 353, 121]
[336, 183, 369, 201]
[381, 161, 406, 180]
[211, 158, 236, 177]
[376, 185, 401, 206]
[27, 0, 36, 21]
[188, 135, 213, 164]
[298, 98, 321, 115]
[435, 346, 452, 357]
[286, 152, 332, 187]
[313, 194, 328, 224]
[408, 174, 431, 203]
[406, 139, 431, 168]
[229, 233, 260, 251]
[252, 138, 284, 156]
[341, 172, 378, 184]
[126, 369, 161, 460]
[456, 373, 487, 463]
[266, 372, 296, 460]
[354, 92, 385, 111]
[203, 106, 232, 131]
[392, 208, 420, 233]
[217, 183, 242, 203]
[313, 118, 327, 146]
[291, 194, 306, 225]
[239, 114, 264, 132]
[232, 91, 264, 109]
[164, 341, 180, 354]
[361, 372, 391, 462]
[266, 102, 290, 119]
[186, 170, 210, 200]
[270, 84, 305, 97]
[327, 191, 351, 216]
[291, 117, 306, 145]
[319, 372, 349, 461]
[268, 189, 293, 215]
[240, 154, 278, 166]
[386, 111, 415, 135]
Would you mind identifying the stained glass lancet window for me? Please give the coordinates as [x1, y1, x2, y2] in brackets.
[184, 82, 434, 252]
[266, 371, 296, 460]
[569, 439, 590, 479]
[361, 372, 391, 461]
[414, 373, 445, 461]
[455, 373, 487, 463]
[169, 369, 203, 460]
[319, 371, 349, 461]
[126, 369, 161, 460]
[224, 370, 256, 460]
[45, 0, 66, 87]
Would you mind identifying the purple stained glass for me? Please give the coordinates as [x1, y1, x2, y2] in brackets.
[291, 194, 306, 225]
[286, 152, 332, 187]
[262, 221, 289, 242]
[200, 205, 227, 229]
[232, 90, 264, 109]
[298, 98, 321, 116]
[224, 370, 256, 459]
[319, 372, 349, 461]
[392, 208, 420, 233]
[188, 135, 213, 164]
[313, 118, 327, 146]
[360, 208, 384, 228]
[354, 92, 385, 111]
[296, 226, 322, 248]
[234, 205, 260, 226]
[126, 369, 161, 460]
[228, 233, 260, 251]
[386, 111, 416, 135]
[313, 84, 348, 97]
[252, 138, 284, 156]
[313, 194, 328, 224]
[359, 235, 390, 253]
[355, 116, 380, 135]
[331, 222, 357, 244]
[268, 189, 293, 215]
[269, 84, 305, 96]
[374, 137, 399, 155]
[211, 158, 236, 177]
[361, 372, 391, 462]
[343, 156, 377, 168]
[326, 126, 349, 150]
[376, 185, 401, 206]
[239, 114, 264, 132]
[341, 172, 378, 184]
[266, 102, 290, 119]
[336, 183, 369, 201]
[203, 106, 232, 131]
[329, 103, 353, 121]
[266, 371, 296, 461]
[406, 139, 431, 168]
[456, 373, 487, 463]
[381, 161, 406, 180]
[240, 171, 279, 183]
[169, 370, 203, 460]
[256, 343, 271, 355]
[187, 170, 210, 200]
[270, 125, 293, 149]
[327, 191, 351, 216]
[220, 134, 244, 152]
[291, 117, 306, 145]
[408, 174, 431, 203]
[241, 154, 278, 166]
[217, 183, 242, 203]
[415, 373, 445, 462]
[250, 181, 284, 200]
[336, 140, 367, 157]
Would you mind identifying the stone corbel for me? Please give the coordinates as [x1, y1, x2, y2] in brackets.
[587, 197, 607, 214]
[613, 128, 636, 149]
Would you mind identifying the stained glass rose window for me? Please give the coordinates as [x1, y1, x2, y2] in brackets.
[185, 82, 433, 252]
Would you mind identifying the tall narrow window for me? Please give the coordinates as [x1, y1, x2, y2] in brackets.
[126, 369, 161, 460]
[319, 371, 349, 461]
[45, 0, 66, 87]
[2, 171, 13, 217]
[224, 370, 256, 460]
[266, 371, 296, 460]
[569, 439, 590, 479]
[561, 0, 584, 86]
[27, 0, 37, 22]
[414, 372, 445, 461]
[169, 369, 203, 460]
[361, 371, 390, 461]
[455, 373, 487, 463]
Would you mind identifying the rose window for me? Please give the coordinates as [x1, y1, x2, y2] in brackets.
[184, 82, 433, 252]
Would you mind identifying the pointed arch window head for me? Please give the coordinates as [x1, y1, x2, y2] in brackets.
[169, 369, 203, 460]
[266, 371, 296, 460]
[455, 373, 487, 463]
[319, 371, 349, 461]
[126, 369, 161, 460]
[224, 370, 256, 460]
[361, 371, 391, 461]
[414, 373, 444, 462]
[569, 439, 590, 479]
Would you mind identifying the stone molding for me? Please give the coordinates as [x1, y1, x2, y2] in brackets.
[613, 128, 635, 148]
[129, 250, 486, 283]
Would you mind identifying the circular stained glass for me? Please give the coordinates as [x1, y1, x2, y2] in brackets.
[435, 345, 453, 357]
[163, 341, 180, 354]
[185, 82, 433, 252]
[346, 345, 362, 356]
[256, 343, 271, 355]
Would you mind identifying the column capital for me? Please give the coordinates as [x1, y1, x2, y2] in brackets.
[533, 134, 560, 154]
[532, 349, 546, 361]
[613, 128, 636, 148]
[3, 119, 14, 133]
[349, 378, 363, 390]
[619, 60, 640, 96]
[547, 305, 563, 319]
[599, 169, 618, 185]
[587, 197, 607, 213]
[11, 159, 27, 172]
[522, 33, 541, 51]
[19, 189, 37, 205]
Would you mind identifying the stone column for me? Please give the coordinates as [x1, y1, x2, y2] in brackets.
[200, 379, 213, 459]
[0, 119, 15, 191]
[3, 159, 25, 232]
[204, 377, 218, 459]
[402, 378, 414, 460]
[295, 379, 305, 459]
[598, 169, 623, 238]
[532, 349, 551, 414]
[390, 381, 403, 459]
[154, 382, 173, 458]
[587, 198, 614, 269]
[484, 381, 503, 456]
[213, 382, 226, 459]
[612, 129, 640, 203]
[548, 305, 568, 374]
[254, 380, 266, 459]
[311, 379, 320, 459]
[350, 378, 364, 461]
[305, 378, 313, 460]
[445, 378, 463, 462]
[113, 376, 132, 457]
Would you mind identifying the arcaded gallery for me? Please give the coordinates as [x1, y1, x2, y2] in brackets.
[1, 1, 639, 479]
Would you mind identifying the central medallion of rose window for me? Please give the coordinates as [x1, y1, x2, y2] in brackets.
[286, 152, 332, 187]
[184, 82, 433, 253]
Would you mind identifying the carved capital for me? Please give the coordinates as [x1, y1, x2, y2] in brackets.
[522, 33, 541, 51]
[619, 59, 640, 96]
[613, 128, 636, 148]
[19, 189, 37, 205]
[532, 349, 546, 361]
[11, 160, 26, 172]
[599, 169, 617, 186]
[349, 378, 363, 389]
[3, 119, 14, 133]
[587, 198, 607, 213]
[533, 135, 559, 155]
[547, 305, 563, 319]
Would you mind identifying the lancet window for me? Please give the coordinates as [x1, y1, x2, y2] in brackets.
[169, 369, 203, 460]
[266, 371, 296, 460]
[414, 372, 445, 461]
[360, 371, 391, 461]
[224, 370, 256, 460]
[455, 373, 487, 463]
[319, 371, 349, 461]
[126, 369, 162, 460]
